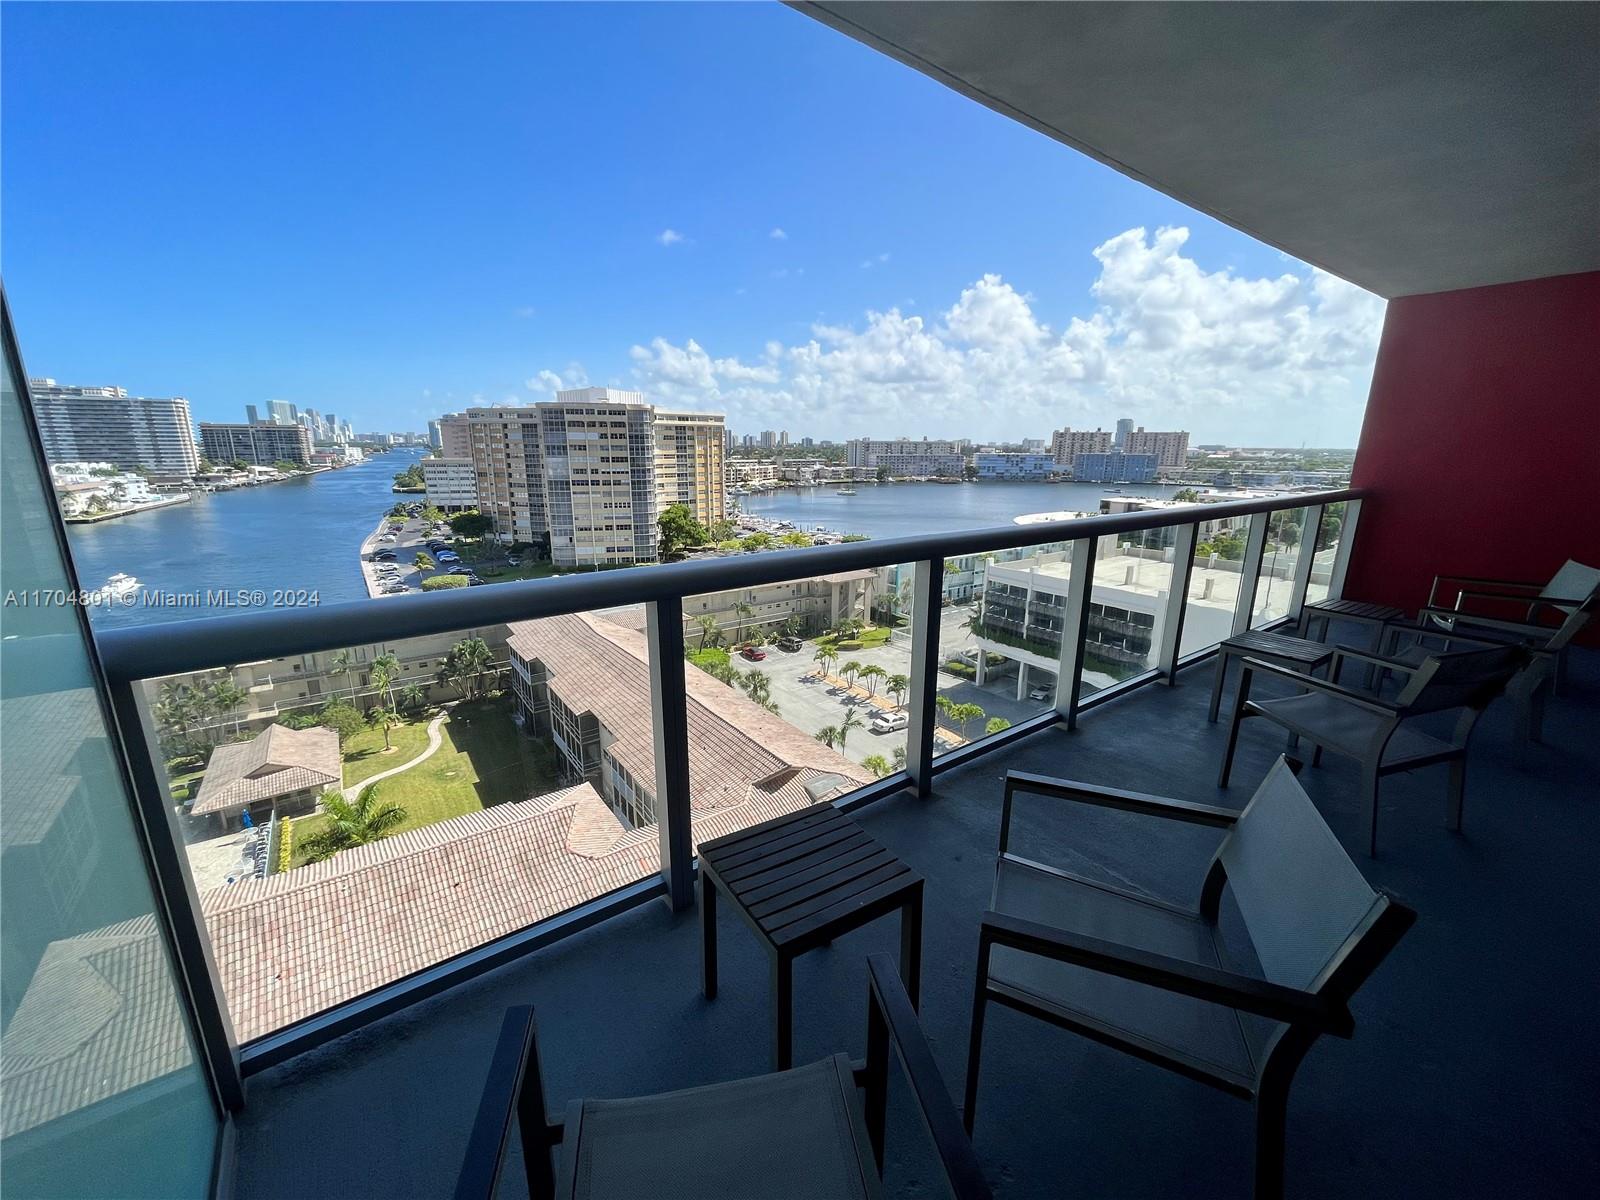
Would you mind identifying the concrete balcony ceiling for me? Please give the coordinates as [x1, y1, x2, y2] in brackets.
[793, 1, 1600, 297]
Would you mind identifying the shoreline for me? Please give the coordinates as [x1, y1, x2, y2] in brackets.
[63, 493, 192, 523]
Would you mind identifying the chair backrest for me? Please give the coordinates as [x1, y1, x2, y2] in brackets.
[1217, 758, 1383, 993]
[1394, 644, 1527, 715]
[1540, 558, 1600, 608]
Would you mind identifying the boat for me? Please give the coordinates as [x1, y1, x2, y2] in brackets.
[835, 487, 857, 496]
[90, 573, 141, 602]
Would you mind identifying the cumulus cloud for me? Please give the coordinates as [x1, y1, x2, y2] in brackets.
[525, 364, 591, 399]
[626, 227, 1385, 443]
[656, 229, 685, 246]
[769, 227, 788, 240]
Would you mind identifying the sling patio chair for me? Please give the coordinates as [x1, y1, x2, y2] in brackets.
[455, 953, 991, 1200]
[964, 758, 1414, 1200]
[1218, 644, 1526, 855]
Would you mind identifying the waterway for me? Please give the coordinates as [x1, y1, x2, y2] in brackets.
[65, 464, 1175, 630]
[66, 448, 428, 630]
[738, 480, 1179, 539]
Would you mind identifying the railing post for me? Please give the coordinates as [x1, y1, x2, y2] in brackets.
[905, 557, 944, 799]
[647, 597, 694, 911]
[1230, 511, 1271, 636]
[104, 678, 246, 1112]
[1156, 522, 1198, 684]
[1287, 504, 1323, 622]
[1053, 536, 1097, 730]
[1326, 497, 1363, 601]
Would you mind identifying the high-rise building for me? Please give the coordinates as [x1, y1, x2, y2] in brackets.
[28, 379, 200, 479]
[427, 420, 443, 450]
[759, 430, 777, 449]
[245, 404, 261, 425]
[845, 437, 966, 477]
[420, 457, 477, 512]
[266, 400, 298, 426]
[436, 413, 472, 459]
[1049, 426, 1113, 464]
[1072, 451, 1157, 483]
[1122, 426, 1191, 471]
[1114, 417, 1135, 450]
[198, 422, 313, 467]
[461, 388, 725, 567]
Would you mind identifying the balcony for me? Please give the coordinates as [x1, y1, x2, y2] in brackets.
[226, 639, 1599, 1199]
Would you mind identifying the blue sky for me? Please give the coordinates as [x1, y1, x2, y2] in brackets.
[2, 2, 1384, 445]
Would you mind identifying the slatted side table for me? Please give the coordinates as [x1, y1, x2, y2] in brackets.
[1208, 629, 1337, 722]
[1298, 598, 1405, 645]
[698, 803, 924, 1071]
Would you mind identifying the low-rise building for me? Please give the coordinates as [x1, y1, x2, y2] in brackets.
[48, 462, 157, 517]
[190, 724, 341, 831]
[421, 456, 478, 512]
[974, 452, 1057, 479]
[1071, 451, 1158, 483]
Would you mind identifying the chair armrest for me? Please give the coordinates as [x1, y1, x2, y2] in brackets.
[862, 954, 992, 1200]
[455, 1007, 561, 1200]
[1000, 772, 1237, 853]
[1388, 620, 1503, 652]
[1427, 573, 1541, 606]
[1330, 645, 1420, 678]
[1237, 656, 1400, 719]
[979, 912, 1352, 1036]
[1416, 607, 1553, 641]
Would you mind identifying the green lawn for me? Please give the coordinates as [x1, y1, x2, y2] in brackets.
[167, 757, 206, 805]
[340, 718, 435, 786]
[817, 625, 895, 652]
[479, 560, 559, 582]
[290, 697, 561, 868]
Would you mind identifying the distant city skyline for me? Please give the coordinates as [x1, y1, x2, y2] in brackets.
[3, 3, 1385, 446]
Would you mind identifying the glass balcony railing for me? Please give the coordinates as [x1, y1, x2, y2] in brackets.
[89, 487, 1364, 1069]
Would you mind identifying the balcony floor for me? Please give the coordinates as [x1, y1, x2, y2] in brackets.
[235, 645, 1600, 1198]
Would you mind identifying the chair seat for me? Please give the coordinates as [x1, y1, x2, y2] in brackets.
[559, 1053, 879, 1200]
[987, 857, 1256, 1092]
[1249, 693, 1455, 765]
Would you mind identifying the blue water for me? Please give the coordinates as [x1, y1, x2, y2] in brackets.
[739, 480, 1179, 539]
[66, 448, 428, 629]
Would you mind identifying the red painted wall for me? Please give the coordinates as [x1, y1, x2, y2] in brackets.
[1344, 271, 1600, 631]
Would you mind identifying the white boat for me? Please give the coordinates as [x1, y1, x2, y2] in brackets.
[836, 487, 857, 496]
[90, 572, 141, 601]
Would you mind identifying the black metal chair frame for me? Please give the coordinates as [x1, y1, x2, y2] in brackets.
[455, 953, 991, 1200]
[964, 764, 1414, 1200]
[1218, 646, 1524, 855]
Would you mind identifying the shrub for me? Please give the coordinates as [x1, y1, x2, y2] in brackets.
[835, 639, 863, 651]
[317, 700, 367, 745]
[944, 660, 976, 679]
[422, 574, 469, 590]
[277, 818, 294, 874]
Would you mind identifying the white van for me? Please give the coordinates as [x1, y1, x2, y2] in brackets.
[870, 710, 909, 734]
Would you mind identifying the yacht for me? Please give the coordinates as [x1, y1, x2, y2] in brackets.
[835, 486, 857, 496]
[91, 573, 141, 602]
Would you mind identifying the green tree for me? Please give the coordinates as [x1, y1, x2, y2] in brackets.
[887, 673, 909, 707]
[414, 550, 435, 572]
[814, 647, 838, 678]
[962, 463, 979, 481]
[952, 703, 986, 740]
[204, 674, 248, 734]
[369, 653, 401, 711]
[399, 684, 428, 714]
[859, 664, 887, 696]
[985, 717, 1012, 737]
[893, 745, 907, 771]
[778, 531, 813, 547]
[708, 518, 737, 542]
[814, 725, 841, 750]
[316, 700, 368, 745]
[370, 706, 401, 751]
[298, 785, 408, 863]
[734, 601, 756, 642]
[421, 505, 445, 525]
[740, 532, 773, 551]
[695, 614, 722, 650]
[862, 754, 892, 779]
[438, 636, 496, 700]
[837, 707, 864, 749]
[739, 669, 772, 707]
[875, 465, 890, 482]
[840, 660, 863, 688]
[840, 533, 869, 543]
[935, 694, 956, 729]
[447, 509, 493, 538]
[658, 503, 709, 559]
[1172, 488, 1202, 503]
[328, 649, 357, 702]
[230, 458, 251, 472]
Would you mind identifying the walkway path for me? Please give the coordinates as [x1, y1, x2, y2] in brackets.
[343, 707, 450, 797]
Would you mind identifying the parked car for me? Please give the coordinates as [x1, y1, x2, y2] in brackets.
[741, 645, 767, 661]
[870, 710, 910, 734]
[777, 636, 802, 652]
[506, 556, 521, 566]
[1028, 685, 1053, 701]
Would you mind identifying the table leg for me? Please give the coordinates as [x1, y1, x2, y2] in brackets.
[772, 951, 794, 1071]
[699, 870, 717, 1001]
[1208, 649, 1230, 723]
[900, 884, 924, 1010]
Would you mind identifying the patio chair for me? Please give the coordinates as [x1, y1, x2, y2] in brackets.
[1218, 645, 1526, 855]
[456, 953, 991, 1200]
[964, 758, 1413, 1200]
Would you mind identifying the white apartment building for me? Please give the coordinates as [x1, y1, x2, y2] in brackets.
[49, 462, 157, 516]
[421, 457, 478, 512]
[198, 422, 314, 467]
[1049, 426, 1113, 464]
[461, 389, 726, 566]
[845, 437, 967, 476]
[1122, 426, 1192, 470]
[28, 379, 200, 479]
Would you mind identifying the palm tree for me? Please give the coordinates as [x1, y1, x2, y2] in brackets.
[953, 703, 986, 740]
[887, 673, 910, 707]
[837, 707, 864, 749]
[438, 637, 495, 700]
[370, 706, 401, 751]
[934, 694, 956, 730]
[696, 614, 721, 650]
[205, 675, 248, 734]
[370, 652, 401, 711]
[814, 725, 841, 750]
[840, 660, 863, 688]
[734, 601, 756, 643]
[858, 664, 887, 696]
[813, 647, 838, 679]
[862, 754, 892, 779]
[739, 669, 772, 707]
[399, 684, 427, 714]
[298, 785, 408, 864]
[328, 649, 357, 703]
[892, 745, 907, 771]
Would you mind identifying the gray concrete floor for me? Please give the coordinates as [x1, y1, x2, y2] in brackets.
[233, 643, 1600, 1199]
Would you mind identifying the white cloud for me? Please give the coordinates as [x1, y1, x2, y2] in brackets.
[513, 305, 536, 319]
[769, 227, 788, 240]
[859, 252, 891, 269]
[626, 227, 1385, 443]
[525, 364, 591, 399]
[656, 229, 685, 246]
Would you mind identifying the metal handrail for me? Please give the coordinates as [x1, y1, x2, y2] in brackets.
[94, 488, 1363, 680]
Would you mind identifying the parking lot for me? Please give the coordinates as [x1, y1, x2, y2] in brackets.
[359, 512, 477, 598]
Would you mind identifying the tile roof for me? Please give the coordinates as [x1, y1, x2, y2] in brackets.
[191, 724, 341, 816]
